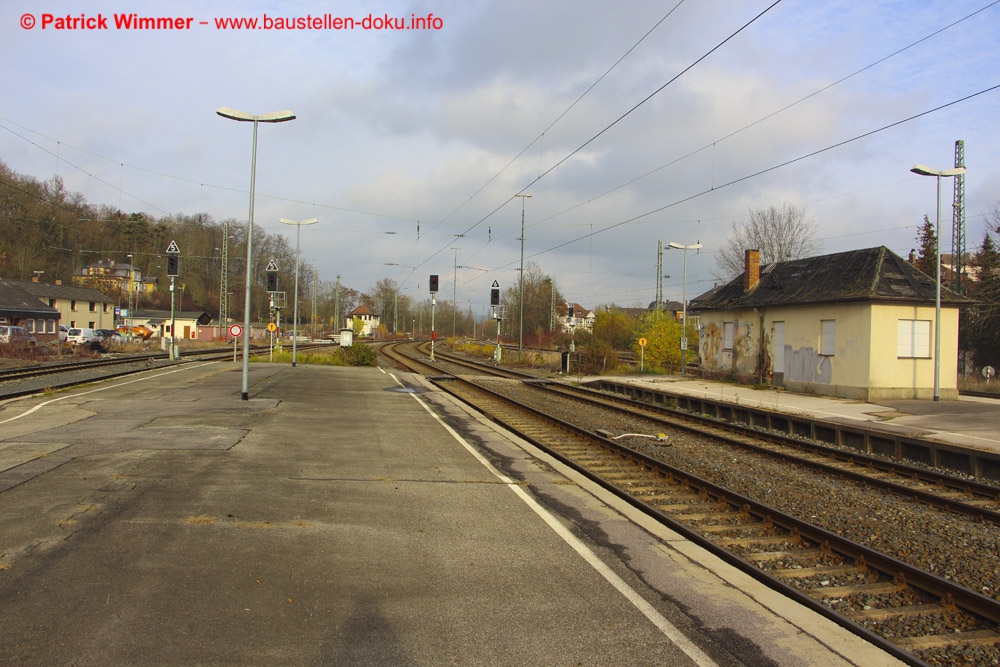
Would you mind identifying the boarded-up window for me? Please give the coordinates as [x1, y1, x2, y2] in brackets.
[773, 321, 785, 374]
[820, 320, 836, 356]
[723, 321, 734, 350]
[897, 319, 931, 358]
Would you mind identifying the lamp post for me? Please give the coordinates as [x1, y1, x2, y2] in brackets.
[910, 163, 967, 401]
[279, 217, 318, 367]
[217, 107, 296, 400]
[668, 241, 702, 376]
[515, 193, 531, 355]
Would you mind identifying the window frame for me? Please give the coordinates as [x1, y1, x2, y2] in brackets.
[820, 319, 836, 356]
[897, 319, 931, 358]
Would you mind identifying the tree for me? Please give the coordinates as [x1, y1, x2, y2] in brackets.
[630, 310, 698, 372]
[715, 204, 819, 280]
[502, 262, 563, 347]
[961, 209, 1000, 370]
[591, 308, 637, 350]
[913, 215, 938, 277]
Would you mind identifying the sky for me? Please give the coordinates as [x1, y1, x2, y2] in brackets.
[2, 0, 999, 317]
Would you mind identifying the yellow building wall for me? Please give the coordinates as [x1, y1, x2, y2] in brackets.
[763, 303, 872, 398]
[700, 301, 959, 400]
[868, 304, 959, 399]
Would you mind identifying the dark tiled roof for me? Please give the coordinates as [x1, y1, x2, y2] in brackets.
[696, 246, 972, 310]
[0, 280, 61, 317]
[14, 279, 115, 303]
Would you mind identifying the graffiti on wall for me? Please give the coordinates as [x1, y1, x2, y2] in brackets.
[699, 319, 754, 371]
[786, 346, 831, 384]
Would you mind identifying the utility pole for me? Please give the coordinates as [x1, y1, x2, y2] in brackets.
[656, 241, 663, 311]
[451, 246, 460, 345]
[219, 220, 229, 332]
[334, 274, 341, 334]
[952, 139, 967, 294]
[515, 193, 531, 355]
[311, 273, 317, 339]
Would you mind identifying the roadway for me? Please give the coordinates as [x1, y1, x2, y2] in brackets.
[0, 361, 904, 666]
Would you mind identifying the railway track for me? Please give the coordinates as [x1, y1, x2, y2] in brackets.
[382, 341, 1000, 665]
[402, 344, 1000, 527]
[0, 343, 330, 399]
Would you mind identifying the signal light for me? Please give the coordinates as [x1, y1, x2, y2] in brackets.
[429, 274, 439, 293]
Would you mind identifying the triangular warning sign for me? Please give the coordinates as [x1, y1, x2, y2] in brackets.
[165, 240, 180, 253]
[265, 259, 280, 272]
[491, 280, 500, 288]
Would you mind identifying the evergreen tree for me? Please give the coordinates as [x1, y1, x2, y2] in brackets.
[913, 215, 938, 277]
[964, 229, 1000, 369]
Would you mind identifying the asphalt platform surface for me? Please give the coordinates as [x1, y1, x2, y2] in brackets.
[0, 361, 906, 666]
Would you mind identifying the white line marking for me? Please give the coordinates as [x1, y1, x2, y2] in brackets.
[388, 372, 717, 666]
[0, 362, 220, 425]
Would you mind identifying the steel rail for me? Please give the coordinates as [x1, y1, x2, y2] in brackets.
[429, 373, 1000, 666]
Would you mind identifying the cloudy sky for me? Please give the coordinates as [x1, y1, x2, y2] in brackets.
[2, 0, 998, 315]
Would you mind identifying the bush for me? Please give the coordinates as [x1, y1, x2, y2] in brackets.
[579, 339, 619, 374]
[339, 344, 377, 366]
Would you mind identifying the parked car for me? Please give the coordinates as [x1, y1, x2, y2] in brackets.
[0, 325, 37, 345]
[66, 327, 102, 346]
[98, 329, 124, 345]
[59, 324, 70, 342]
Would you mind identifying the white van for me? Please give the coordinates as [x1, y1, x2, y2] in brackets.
[66, 327, 101, 345]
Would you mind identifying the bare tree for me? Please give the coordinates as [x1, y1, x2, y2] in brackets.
[715, 204, 820, 280]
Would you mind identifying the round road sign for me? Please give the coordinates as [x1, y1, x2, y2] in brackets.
[229, 324, 242, 337]
[267, 322, 277, 333]
[639, 337, 647, 347]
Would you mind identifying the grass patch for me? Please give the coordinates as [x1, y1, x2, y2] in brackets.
[252, 345, 377, 367]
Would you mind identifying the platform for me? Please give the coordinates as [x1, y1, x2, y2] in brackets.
[0, 361, 904, 665]
[594, 375, 1000, 454]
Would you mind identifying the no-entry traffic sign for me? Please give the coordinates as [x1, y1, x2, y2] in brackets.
[229, 324, 243, 337]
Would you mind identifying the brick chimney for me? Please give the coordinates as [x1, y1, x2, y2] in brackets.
[744, 249, 760, 292]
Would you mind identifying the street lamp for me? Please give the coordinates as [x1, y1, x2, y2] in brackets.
[279, 217, 318, 367]
[668, 241, 702, 376]
[515, 193, 532, 355]
[217, 106, 296, 400]
[910, 163, 966, 401]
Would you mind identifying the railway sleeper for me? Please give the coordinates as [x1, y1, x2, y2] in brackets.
[742, 548, 829, 564]
[714, 535, 803, 548]
[770, 563, 861, 579]
[892, 628, 1000, 652]
[669, 512, 744, 524]
[805, 581, 904, 600]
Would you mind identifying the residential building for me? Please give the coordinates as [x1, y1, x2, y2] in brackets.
[130, 310, 214, 341]
[346, 305, 381, 337]
[694, 247, 971, 401]
[12, 278, 115, 333]
[557, 302, 596, 333]
[0, 279, 61, 341]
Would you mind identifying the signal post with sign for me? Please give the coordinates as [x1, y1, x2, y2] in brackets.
[265, 259, 282, 359]
[429, 275, 438, 361]
[491, 281, 501, 363]
[165, 240, 180, 360]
